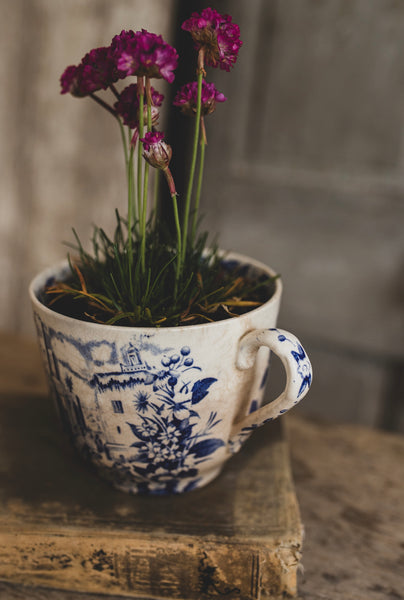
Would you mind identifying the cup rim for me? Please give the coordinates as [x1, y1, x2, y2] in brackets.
[29, 251, 282, 334]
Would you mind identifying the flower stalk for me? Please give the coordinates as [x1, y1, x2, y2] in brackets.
[136, 77, 145, 273]
[142, 78, 153, 272]
[141, 132, 181, 290]
[89, 93, 117, 118]
[57, 9, 244, 326]
[182, 54, 204, 264]
[191, 118, 207, 245]
[127, 143, 135, 286]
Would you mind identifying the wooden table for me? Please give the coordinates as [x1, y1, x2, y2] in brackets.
[0, 332, 403, 599]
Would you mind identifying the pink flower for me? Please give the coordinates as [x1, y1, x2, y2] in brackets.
[115, 83, 164, 129]
[114, 29, 178, 83]
[110, 29, 137, 54]
[60, 65, 81, 95]
[173, 81, 226, 116]
[60, 47, 119, 97]
[140, 131, 172, 170]
[182, 8, 242, 72]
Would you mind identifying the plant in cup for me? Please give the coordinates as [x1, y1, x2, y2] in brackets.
[30, 8, 313, 498]
[47, 8, 274, 327]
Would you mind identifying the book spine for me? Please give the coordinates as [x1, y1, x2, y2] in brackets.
[0, 531, 300, 599]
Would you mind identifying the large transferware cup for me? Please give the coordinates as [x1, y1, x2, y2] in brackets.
[30, 253, 312, 495]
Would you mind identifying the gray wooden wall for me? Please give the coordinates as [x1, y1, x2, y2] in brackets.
[0, 0, 176, 333]
[2, 0, 403, 429]
[200, 0, 404, 430]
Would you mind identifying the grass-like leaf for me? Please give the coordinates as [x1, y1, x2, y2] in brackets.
[43, 216, 276, 327]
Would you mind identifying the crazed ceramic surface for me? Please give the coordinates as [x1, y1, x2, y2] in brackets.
[30, 254, 312, 494]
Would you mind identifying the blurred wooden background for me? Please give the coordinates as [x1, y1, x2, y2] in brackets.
[1, 0, 403, 430]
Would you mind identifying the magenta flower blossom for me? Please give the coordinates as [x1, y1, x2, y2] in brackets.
[60, 47, 119, 97]
[110, 29, 137, 55]
[60, 65, 81, 95]
[115, 84, 164, 129]
[173, 81, 226, 116]
[114, 29, 178, 83]
[181, 8, 242, 72]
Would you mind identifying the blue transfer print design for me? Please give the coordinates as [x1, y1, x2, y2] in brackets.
[269, 328, 312, 397]
[228, 416, 274, 455]
[260, 366, 269, 390]
[35, 316, 223, 494]
[229, 328, 312, 455]
[249, 399, 259, 414]
[126, 407, 224, 494]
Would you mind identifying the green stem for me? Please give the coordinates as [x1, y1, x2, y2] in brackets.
[140, 78, 153, 275]
[141, 164, 149, 274]
[131, 140, 137, 226]
[127, 143, 135, 292]
[182, 65, 203, 264]
[127, 128, 137, 225]
[117, 117, 135, 292]
[117, 119, 129, 169]
[191, 119, 206, 245]
[145, 77, 153, 129]
[137, 77, 145, 272]
[153, 169, 160, 226]
[163, 168, 181, 295]
[171, 192, 182, 299]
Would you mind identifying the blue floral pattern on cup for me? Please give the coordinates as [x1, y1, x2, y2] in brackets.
[228, 327, 313, 454]
[273, 330, 312, 398]
[35, 318, 224, 494]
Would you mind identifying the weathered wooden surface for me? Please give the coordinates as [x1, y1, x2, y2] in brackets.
[289, 417, 404, 600]
[1, 332, 404, 599]
[0, 333, 302, 600]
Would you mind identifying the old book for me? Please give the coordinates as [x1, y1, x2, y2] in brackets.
[0, 336, 303, 600]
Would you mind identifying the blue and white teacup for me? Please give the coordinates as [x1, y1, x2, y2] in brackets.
[30, 252, 312, 495]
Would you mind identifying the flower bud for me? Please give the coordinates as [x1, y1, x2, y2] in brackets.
[140, 131, 172, 170]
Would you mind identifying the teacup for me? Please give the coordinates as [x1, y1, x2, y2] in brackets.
[30, 252, 312, 494]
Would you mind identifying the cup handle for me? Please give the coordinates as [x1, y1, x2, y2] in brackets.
[228, 327, 312, 454]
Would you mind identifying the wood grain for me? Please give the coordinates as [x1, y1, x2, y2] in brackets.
[289, 415, 404, 600]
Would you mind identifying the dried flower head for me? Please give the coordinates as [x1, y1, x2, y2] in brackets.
[141, 131, 172, 170]
[181, 8, 242, 72]
[173, 81, 226, 116]
[115, 83, 164, 129]
[114, 29, 178, 83]
[60, 47, 119, 97]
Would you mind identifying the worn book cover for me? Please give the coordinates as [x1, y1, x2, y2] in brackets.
[0, 339, 303, 600]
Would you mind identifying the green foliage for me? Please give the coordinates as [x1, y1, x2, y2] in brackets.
[44, 213, 275, 327]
